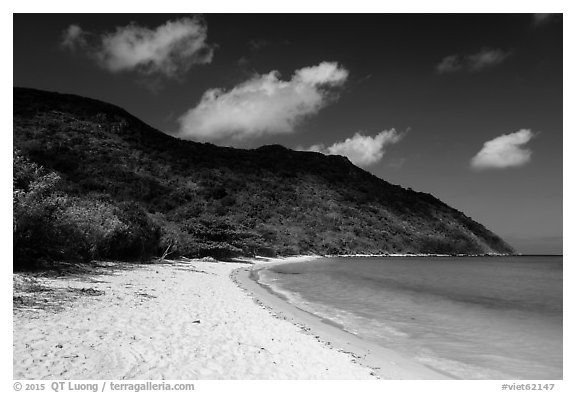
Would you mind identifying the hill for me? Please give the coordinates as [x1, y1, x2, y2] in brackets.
[13, 87, 514, 267]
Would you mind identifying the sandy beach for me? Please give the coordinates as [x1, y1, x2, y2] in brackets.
[13, 258, 447, 380]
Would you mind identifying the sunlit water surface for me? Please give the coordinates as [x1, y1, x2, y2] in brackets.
[257, 256, 562, 379]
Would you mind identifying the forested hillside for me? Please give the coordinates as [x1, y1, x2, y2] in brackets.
[13, 87, 514, 268]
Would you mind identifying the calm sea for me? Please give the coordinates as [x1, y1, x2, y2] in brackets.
[256, 256, 563, 379]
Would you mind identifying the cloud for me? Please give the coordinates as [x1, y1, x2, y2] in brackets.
[237, 57, 250, 66]
[62, 16, 214, 78]
[436, 48, 510, 73]
[533, 14, 555, 26]
[436, 54, 462, 73]
[177, 62, 349, 141]
[61, 25, 86, 50]
[467, 48, 510, 71]
[471, 129, 535, 170]
[306, 129, 403, 167]
[248, 39, 269, 52]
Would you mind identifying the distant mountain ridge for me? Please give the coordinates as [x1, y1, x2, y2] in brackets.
[13, 87, 515, 259]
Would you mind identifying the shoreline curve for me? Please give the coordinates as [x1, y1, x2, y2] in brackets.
[231, 257, 453, 380]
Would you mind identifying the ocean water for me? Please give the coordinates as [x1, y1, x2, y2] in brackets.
[257, 256, 563, 379]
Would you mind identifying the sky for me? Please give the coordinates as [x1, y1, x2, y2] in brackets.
[13, 13, 563, 254]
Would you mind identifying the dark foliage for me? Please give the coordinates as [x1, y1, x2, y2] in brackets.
[13, 151, 161, 269]
[13, 88, 515, 268]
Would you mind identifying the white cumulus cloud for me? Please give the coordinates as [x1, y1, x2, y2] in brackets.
[307, 129, 403, 167]
[177, 62, 349, 141]
[62, 17, 213, 77]
[471, 129, 535, 170]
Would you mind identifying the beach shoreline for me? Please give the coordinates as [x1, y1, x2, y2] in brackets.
[12, 259, 375, 379]
[237, 255, 563, 380]
[13, 256, 451, 379]
[232, 256, 451, 380]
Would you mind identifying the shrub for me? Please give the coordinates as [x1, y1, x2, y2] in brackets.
[13, 151, 72, 268]
[14, 150, 162, 269]
[59, 198, 128, 260]
[149, 213, 193, 258]
[104, 201, 161, 260]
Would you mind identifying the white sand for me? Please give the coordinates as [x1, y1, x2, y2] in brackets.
[13, 259, 377, 379]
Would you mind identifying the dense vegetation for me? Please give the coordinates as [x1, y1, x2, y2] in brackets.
[13, 87, 514, 269]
